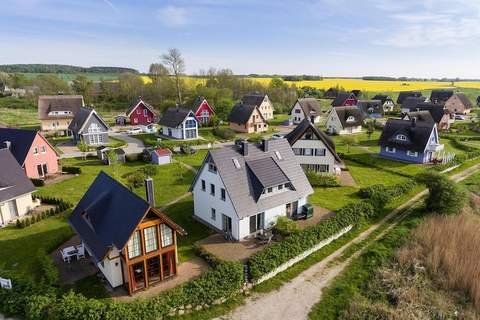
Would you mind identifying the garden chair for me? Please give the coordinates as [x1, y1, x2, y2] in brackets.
[76, 244, 85, 259]
[60, 249, 71, 263]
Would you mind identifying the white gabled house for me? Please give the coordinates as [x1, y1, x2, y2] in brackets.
[290, 98, 322, 124]
[325, 106, 364, 135]
[158, 107, 198, 140]
[190, 139, 314, 241]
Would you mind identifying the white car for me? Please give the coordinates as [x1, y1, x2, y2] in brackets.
[454, 114, 466, 120]
[127, 127, 143, 135]
[272, 133, 284, 140]
[143, 124, 157, 134]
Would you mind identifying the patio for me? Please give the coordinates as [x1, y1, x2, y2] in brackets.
[196, 234, 272, 262]
[51, 235, 98, 284]
[296, 206, 335, 229]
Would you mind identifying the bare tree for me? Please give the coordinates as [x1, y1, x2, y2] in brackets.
[149, 63, 169, 78]
[161, 48, 185, 104]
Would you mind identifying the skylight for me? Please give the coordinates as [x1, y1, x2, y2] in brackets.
[232, 158, 241, 169]
[274, 150, 282, 160]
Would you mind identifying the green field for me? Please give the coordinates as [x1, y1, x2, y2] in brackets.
[19, 73, 121, 82]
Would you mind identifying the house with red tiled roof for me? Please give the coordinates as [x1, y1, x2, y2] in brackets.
[151, 148, 172, 165]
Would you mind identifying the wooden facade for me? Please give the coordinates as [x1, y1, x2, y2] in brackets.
[122, 209, 179, 295]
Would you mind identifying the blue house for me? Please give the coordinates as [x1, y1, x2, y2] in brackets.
[378, 118, 444, 164]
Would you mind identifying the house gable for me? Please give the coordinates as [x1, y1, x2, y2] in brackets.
[78, 111, 109, 134]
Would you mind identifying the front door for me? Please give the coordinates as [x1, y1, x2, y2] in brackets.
[161, 251, 176, 278]
[147, 256, 161, 285]
[222, 214, 232, 233]
[130, 262, 145, 292]
[286, 203, 292, 217]
[292, 201, 298, 215]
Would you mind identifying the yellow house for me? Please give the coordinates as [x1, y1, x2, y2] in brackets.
[38, 95, 85, 135]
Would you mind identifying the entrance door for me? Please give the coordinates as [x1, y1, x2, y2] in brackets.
[292, 201, 298, 215]
[162, 251, 176, 278]
[222, 214, 232, 233]
[286, 203, 292, 217]
[147, 256, 161, 285]
[7, 200, 18, 221]
[130, 262, 145, 292]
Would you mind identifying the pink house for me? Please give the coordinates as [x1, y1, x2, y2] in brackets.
[0, 128, 59, 179]
[126, 98, 157, 125]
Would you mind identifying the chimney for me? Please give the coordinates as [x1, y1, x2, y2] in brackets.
[262, 139, 269, 152]
[145, 177, 155, 207]
[3, 140, 11, 149]
[411, 116, 417, 128]
[242, 141, 249, 156]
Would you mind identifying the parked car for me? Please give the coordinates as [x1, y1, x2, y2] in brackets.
[127, 127, 143, 135]
[179, 144, 196, 155]
[143, 124, 157, 134]
[272, 133, 284, 140]
[455, 114, 466, 120]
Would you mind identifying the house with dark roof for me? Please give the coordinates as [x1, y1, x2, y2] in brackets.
[240, 94, 274, 120]
[332, 92, 358, 107]
[402, 102, 452, 130]
[430, 89, 454, 104]
[68, 172, 186, 295]
[373, 94, 395, 112]
[325, 106, 364, 135]
[290, 98, 322, 124]
[397, 91, 423, 105]
[96, 146, 126, 165]
[158, 107, 198, 140]
[445, 93, 473, 115]
[191, 96, 215, 125]
[400, 96, 427, 113]
[228, 103, 268, 133]
[126, 98, 157, 125]
[190, 139, 313, 240]
[0, 128, 59, 179]
[379, 118, 444, 163]
[357, 100, 384, 119]
[285, 118, 342, 174]
[324, 87, 339, 99]
[0, 149, 38, 226]
[38, 95, 84, 134]
[68, 107, 110, 146]
[402, 110, 435, 124]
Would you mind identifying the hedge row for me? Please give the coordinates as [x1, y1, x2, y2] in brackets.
[213, 127, 236, 140]
[31, 178, 45, 186]
[16, 205, 72, 229]
[248, 201, 372, 280]
[0, 258, 243, 320]
[62, 166, 81, 174]
[358, 180, 417, 211]
[305, 171, 340, 187]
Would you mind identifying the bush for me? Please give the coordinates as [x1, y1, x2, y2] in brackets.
[126, 172, 146, 189]
[248, 202, 366, 280]
[305, 171, 340, 187]
[141, 164, 158, 177]
[125, 153, 141, 162]
[31, 179, 45, 187]
[415, 171, 466, 215]
[274, 216, 299, 237]
[359, 181, 417, 211]
[37, 250, 59, 287]
[213, 127, 236, 140]
[62, 166, 81, 174]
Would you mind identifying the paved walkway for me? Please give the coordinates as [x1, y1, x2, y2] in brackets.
[218, 164, 480, 320]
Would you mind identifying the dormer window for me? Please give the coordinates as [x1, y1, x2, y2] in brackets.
[396, 134, 407, 141]
[208, 162, 217, 173]
[346, 116, 355, 122]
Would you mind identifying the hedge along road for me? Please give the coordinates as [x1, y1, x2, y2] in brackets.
[217, 164, 480, 320]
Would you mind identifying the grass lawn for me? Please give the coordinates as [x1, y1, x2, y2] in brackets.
[37, 157, 194, 206]
[0, 107, 39, 128]
[174, 150, 208, 170]
[268, 113, 289, 126]
[0, 213, 74, 278]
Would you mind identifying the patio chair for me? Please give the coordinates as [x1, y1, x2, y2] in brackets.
[60, 249, 71, 263]
[76, 244, 85, 259]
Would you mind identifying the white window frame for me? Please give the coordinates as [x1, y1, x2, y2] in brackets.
[33, 147, 39, 155]
[160, 224, 173, 247]
[396, 134, 407, 141]
[143, 226, 158, 253]
[386, 146, 396, 153]
[211, 208, 216, 221]
[407, 150, 418, 157]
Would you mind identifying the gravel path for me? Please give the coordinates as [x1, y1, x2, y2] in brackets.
[218, 164, 480, 320]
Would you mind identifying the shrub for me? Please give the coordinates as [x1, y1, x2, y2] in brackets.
[125, 153, 141, 162]
[213, 127, 236, 140]
[37, 250, 59, 287]
[31, 179, 45, 187]
[305, 171, 340, 187]
[274, 216, 299, 237]
[359, 181, 417, 211]
[415, 171, 466, 215]
[126, 172, 146, 189]
[62, 166, 81, 174]
[141, 164, 159, 177]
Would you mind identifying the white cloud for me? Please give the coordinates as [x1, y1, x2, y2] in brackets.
[157, 6, 188, 28]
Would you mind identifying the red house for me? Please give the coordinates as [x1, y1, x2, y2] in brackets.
[191, 97, 215, 125]
[332, 92, 358, 107]
[126, 98, 157, 125]
[0, 128, 59, 179]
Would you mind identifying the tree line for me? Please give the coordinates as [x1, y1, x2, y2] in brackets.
[0, 64, 137, 74]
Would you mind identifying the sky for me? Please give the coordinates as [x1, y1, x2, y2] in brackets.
[1, 0, 480, 78]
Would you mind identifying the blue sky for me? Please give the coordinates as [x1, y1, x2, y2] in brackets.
[1, 0, 480, 78]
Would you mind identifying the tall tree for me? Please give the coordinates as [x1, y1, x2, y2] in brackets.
[149, 63, 169, 78]
[71, 75, 93, 102]
[161, 48, 185, 104]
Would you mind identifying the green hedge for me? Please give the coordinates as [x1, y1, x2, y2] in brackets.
[248, 202, 372, 280]
[358, 180, 417, 211]
[0, 258, 243, 319]
[62, 166, 81, 174]
[213, 127, 236, 140]
[31, 178, 45, 186]
[305, 171, 340, 187]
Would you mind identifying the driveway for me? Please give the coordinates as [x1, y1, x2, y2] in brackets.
[110, 132, 145, 154]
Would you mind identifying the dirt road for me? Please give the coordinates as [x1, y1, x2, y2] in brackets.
[218, 164, 480, 320]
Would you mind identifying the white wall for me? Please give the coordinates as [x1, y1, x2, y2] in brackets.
[97, 247, 123, 288]
[0, 193, 35, 225]
[290, 102, 320, 124]
[192, 161, 240, 239]
[326, 110, 362, 135]
[292, 139, 336, 173]
[161, 115, 198, 140]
